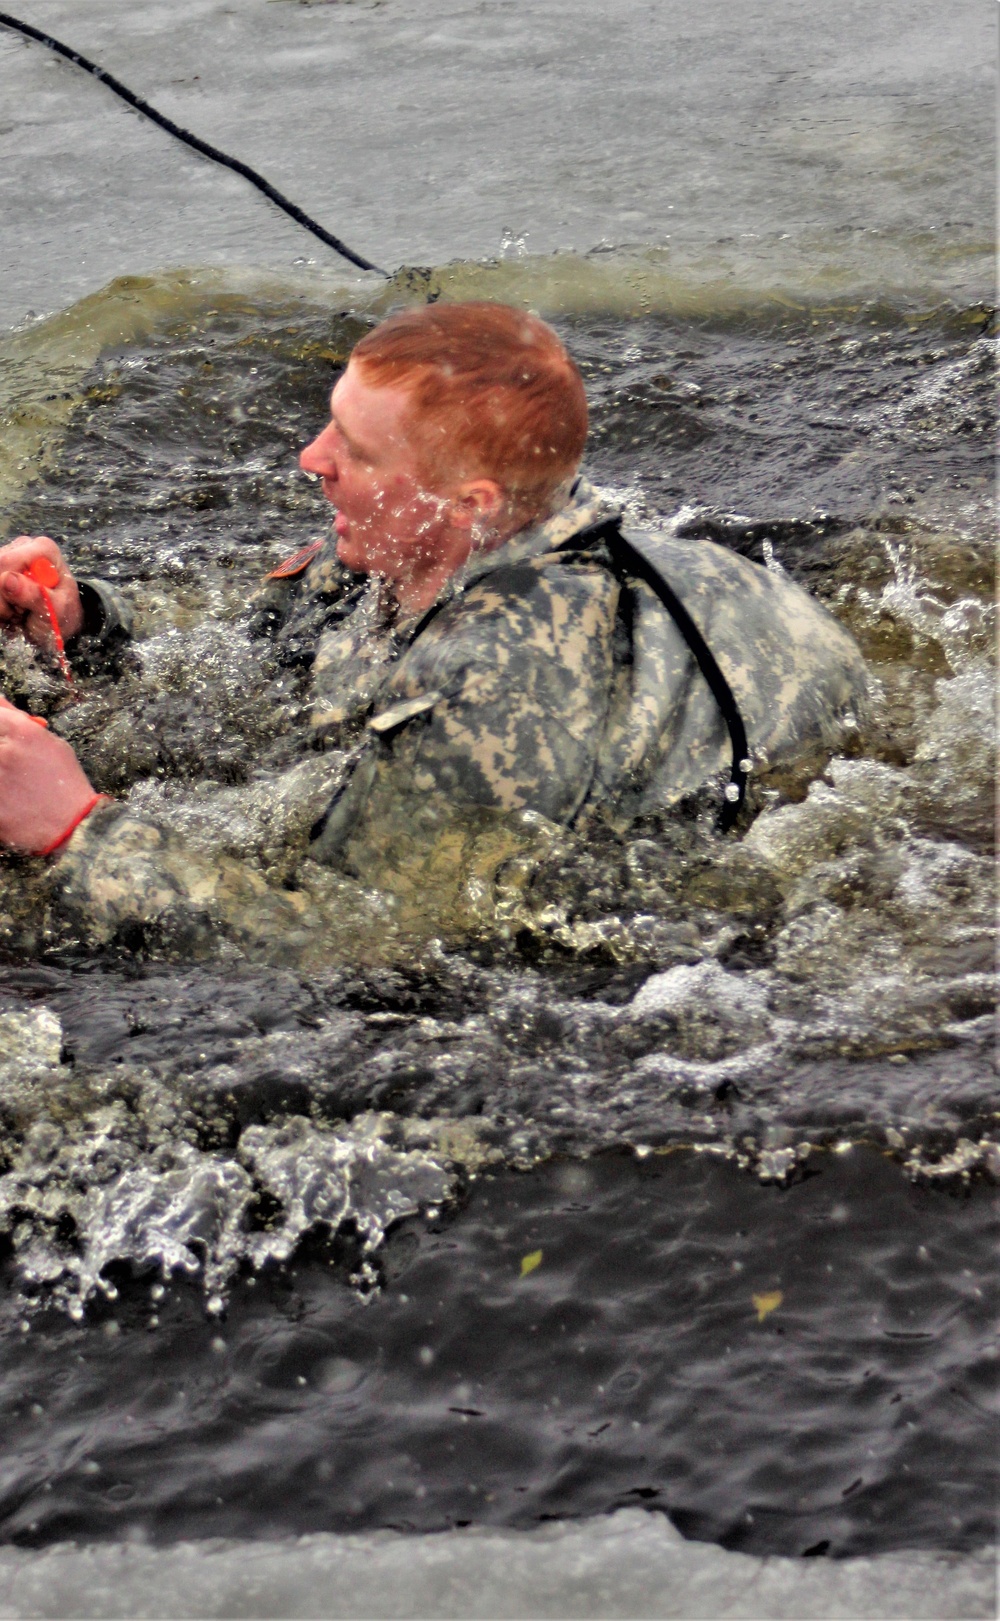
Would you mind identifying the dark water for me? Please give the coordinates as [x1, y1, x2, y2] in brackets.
[0, 1150, 995, 1559]
[0, 280, 996, 1560]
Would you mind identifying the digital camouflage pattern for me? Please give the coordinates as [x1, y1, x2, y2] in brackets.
[251, 479, 868, 856]
[44, 480, 868, 961]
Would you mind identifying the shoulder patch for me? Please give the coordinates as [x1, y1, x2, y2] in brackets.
[266, 539, 325, 580]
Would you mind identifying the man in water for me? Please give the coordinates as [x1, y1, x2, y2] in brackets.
[0, 302, 867, 959]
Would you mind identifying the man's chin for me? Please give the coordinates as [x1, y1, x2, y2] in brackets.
[335, 533, 367, 573]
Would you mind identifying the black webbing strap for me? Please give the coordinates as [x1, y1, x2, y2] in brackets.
[594, 521, 751, 831]
[0, 10, 387, 275]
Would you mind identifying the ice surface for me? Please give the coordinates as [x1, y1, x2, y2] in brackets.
[0, 1509, 992, 1620]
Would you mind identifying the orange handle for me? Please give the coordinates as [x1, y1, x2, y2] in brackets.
[26, 557, 61, 590]
[23, 559, 74, 690]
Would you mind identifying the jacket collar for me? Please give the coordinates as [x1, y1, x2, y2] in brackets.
[446, 476, 621, 598]
[383, 477, 621, 642]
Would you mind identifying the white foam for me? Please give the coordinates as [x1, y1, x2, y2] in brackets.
[0, 1009, 63, 1087]
[627, 960, 771, 1028]
[0, 1110, 456, 1310]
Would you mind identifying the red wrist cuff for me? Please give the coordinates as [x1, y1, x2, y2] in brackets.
[34, 793, 113, 858]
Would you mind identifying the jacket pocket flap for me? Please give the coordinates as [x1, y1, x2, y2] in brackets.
[368, 692, 441, 734]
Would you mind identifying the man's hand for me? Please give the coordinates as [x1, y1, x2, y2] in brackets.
[0, 536, 84, 647]
[0, 697, 98, 853]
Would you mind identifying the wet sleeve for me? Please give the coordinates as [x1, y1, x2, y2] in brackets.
[42, 799, 341, 966]
[39, 777, 572, 964]
[70, 577, 134, 674]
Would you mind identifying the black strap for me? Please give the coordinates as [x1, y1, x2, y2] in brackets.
[591, 521, 750, 831]
[0, 10, 388, 276]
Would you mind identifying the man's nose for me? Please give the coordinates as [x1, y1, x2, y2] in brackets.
[299, 431, 337, 479]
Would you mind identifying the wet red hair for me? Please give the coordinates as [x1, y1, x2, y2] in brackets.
[350, 302, 588, 515]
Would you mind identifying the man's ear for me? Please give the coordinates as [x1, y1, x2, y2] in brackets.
[451, 478, 507, 529]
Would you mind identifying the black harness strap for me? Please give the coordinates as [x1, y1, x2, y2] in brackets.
[592, 521, 751, 831]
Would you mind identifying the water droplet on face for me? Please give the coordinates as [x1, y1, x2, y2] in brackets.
[724, 783, 742, 802]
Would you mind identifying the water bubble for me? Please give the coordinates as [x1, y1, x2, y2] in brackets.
[317, 1357, 365, 1395]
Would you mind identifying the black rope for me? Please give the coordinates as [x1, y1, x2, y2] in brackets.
[0, 9, 389, 277]
[601, 523, 751, 831]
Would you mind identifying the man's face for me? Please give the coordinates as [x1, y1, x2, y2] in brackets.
[299, 362, 449, 582]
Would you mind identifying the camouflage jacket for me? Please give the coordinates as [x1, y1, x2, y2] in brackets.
[248, 479, 866, 850]
[45, 480, 867, 960]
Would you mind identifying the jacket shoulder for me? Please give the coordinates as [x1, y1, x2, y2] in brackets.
[393, 548, 619, 697]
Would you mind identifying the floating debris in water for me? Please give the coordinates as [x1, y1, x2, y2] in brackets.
[752, 1290, 784, 1322]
